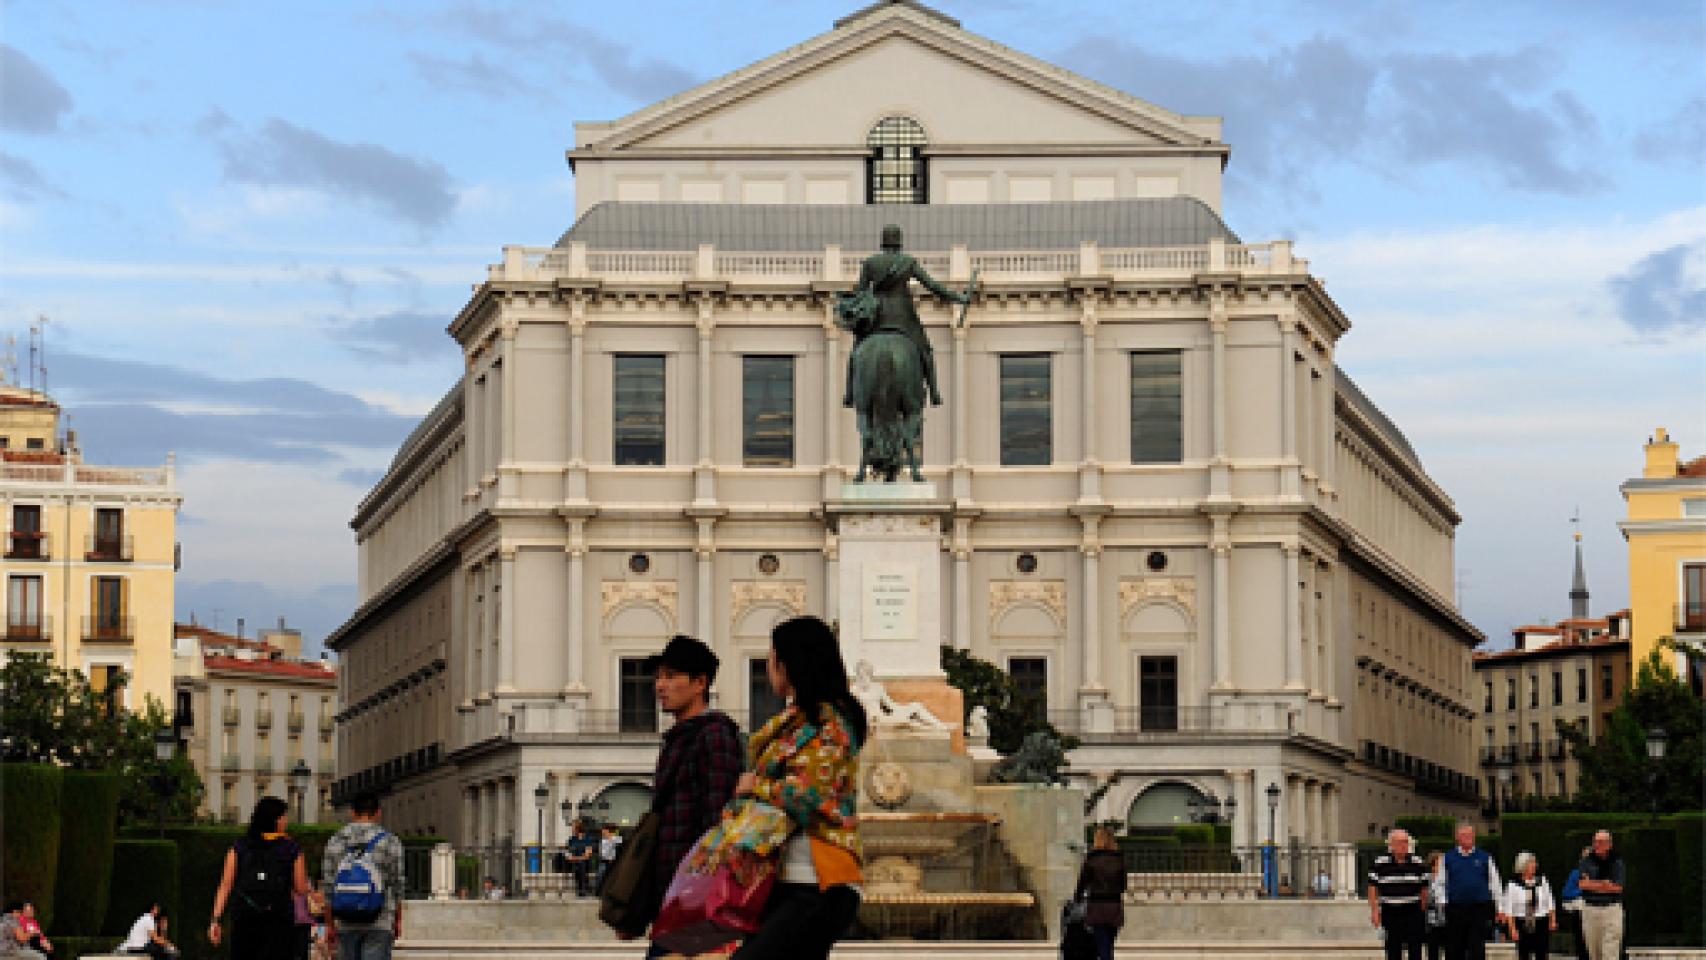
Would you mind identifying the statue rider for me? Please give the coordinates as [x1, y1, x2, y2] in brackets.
[842, 224, 967, 408]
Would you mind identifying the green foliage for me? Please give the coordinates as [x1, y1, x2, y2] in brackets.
[1171, 823, 1215, 845]
[1, 763, 64, 929]
[1669, 812, 1705, 947]
[940, 645, 1080, 755]
[1394, 815, 1455, 839]
[53, 770, 122, 936]
[1559, 644, 1704, 813]
[0, 654, 204, 826]
[1624, 825, 1681, 946]
[106, 840, 180, 938]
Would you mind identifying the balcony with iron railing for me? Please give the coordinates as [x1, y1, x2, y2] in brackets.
[1677, 601, 1706, 637]
[256, 756, 274, 775]
[220, 753, 240, 771]
[85, 534, 133, 562]
[319, 715, 336, 735]
[256, 712, 273, 731]
[223, 707, 240, 726]
[1525, 742, 1544, 763]
[287, 712, 305, 733]
[4, 530, 50, 561]
[81, 614, 133, 643]
[1547, 739, 1567, 760]
[4, 614, 51, 643]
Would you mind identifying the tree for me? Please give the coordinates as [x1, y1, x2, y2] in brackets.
[0, 653, 203, 824]
[1560, 642, 1704, 813]
[941, 645, 1080, 756]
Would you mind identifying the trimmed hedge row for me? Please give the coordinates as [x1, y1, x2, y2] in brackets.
[53, 770, 122, 935]
[2, 764, 64, 929]
[1671, 812, 1704, 947]
[104, 840, 180, 939]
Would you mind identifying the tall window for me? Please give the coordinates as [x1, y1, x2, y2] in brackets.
[6, 575, 43, 638]
[1577, 667, 1588, 703]
[91, 576, 124, 638]
[748, 658, 786, 730]
[8, 505, 42, 559]
[1483, 681, 1493, 713]
[1684, 563, 1706, 630]
[1008, 657, 1047, 717]
[1506, 678, 1516, 711]
[92, 508, 124, 559]
[619, 657, 658, 733]
[1552, 670, 1563, 705]
[1600, 665, 1614, 699]
[89, 664, 122, 716]
[1529, 674, 1539, 709]
[742, 356, 794, 467]
[866, 116, 927, 204]
[613, 355, 666, 466]
[1130, 351, 1182, 463]
[1139, 655, 1179, 731]
[999, 354, 1051, 466]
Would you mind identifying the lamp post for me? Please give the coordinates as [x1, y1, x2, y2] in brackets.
[152, 727, 178, 838]
[1264, 782, 1281, 899]
[533, 783, 549, 847]
[290, 760, 312, 824]
[1646, 727, 1667, 821]
[1495, 761, 1514, 821]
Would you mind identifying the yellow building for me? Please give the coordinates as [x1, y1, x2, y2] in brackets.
[0, 385, 182, 710]
[1619, 426, 1706, 672]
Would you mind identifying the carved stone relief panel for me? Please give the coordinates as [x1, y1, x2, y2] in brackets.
[1119, 577, 1197, 620]
[988, 579, 1068, 627]
[730, 580, 807, 629]
[601, 580, 679, 621]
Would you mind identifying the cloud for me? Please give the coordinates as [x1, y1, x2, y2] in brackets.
[1636, 97, 1706, 167]
[442, 2, 698, 103]
[0, 149, 64, 201]
[177, 579, 357, 654]
[218, 118, 458, 230]
[408, 51, 546, 101]
[1060, 34, 1605, 200]
[0, 43, 74, 134]
[329, 309, 457, 365]
[44, 348, 420, 466]
[1608, 239, 1706, 335]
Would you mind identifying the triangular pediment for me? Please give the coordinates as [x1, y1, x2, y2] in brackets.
[577, 4, 1220, 155]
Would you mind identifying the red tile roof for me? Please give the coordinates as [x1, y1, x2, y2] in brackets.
[204, 654, 336, 681]
[0, 393, 57, 408]
[0, 450, 66, 464]
[1474, 634, 1628, 662]
[1681, 455, 1706, 478]
[176, 621, 272, 652]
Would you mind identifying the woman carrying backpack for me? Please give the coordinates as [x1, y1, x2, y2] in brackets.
[209, 796, 312, 960]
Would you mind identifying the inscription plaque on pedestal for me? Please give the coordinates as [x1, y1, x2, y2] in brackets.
[863, 562, 919, 641]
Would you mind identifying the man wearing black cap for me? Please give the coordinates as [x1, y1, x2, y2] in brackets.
[630, 634, 743, 953]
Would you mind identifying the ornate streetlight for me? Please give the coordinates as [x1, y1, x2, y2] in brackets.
[533, 782, 550, 848]
[151, 727, 179, 838]
[1646, 727, 1667, 820]
[1263, 782, 1282, 899]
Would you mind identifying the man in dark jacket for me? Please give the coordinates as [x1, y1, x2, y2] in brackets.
[629, 634, 743, 958]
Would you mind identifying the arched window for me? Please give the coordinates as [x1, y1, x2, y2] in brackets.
[866, 116, 928, 204]
[1126, 781, 1209, 828]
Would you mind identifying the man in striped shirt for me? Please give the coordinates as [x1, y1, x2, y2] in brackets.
[1369, 829, 1430, 960]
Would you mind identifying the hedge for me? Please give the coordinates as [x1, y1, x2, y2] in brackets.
[52, 770, 122, 935]
[105, 839, 179, 939]
[2, 763, 64, 929]
[1394, 815, 1456, 839]
[1669, 812, 1704, 947]
[1500, 813, 1649, 904]
[1624, 826, 1679, 946]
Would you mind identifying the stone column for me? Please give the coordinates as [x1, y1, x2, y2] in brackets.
[566, 307, 588, 502]
[823, 533, 839, 619]
[462, 786, 478, 849]
[1289, 775, 1306, 843]
[694, 300, 715, 502]
[1226, 769, 1254, 847]
[1307, 780, 1324, 846]
[1211, 519, 1232, 690]
[499, 777, 516, 843]
[432, 843, 454, 900]
[823, 303, 843, 499]
[465, 564, 483, 701]
[564, 522, 587, 697]
[1284, 544, 1304, 690]
[497, 549, 516, 694]
[951, 322, 970, 501]
[1209, 294, 1231, 500]
[1319, 560, 1336, 705]
[1079, 298, 1100, 502]
[1297, 356, 1313, 482]
[1079, 525, 1105, 707]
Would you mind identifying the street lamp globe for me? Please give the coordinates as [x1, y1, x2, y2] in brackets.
[560, 798, 574, 827]
[153, 727, 178, 763]
[534, 782, 550, 810]
[1646, 727, 1667, 761]
[1265, 782, 1281, 810]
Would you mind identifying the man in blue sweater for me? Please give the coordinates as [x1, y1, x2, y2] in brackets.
[1436, 822, 1504, 960]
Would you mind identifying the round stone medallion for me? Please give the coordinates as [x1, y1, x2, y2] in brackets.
[865, 760, 913, 809]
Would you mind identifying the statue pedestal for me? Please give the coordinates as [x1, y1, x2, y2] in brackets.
[829, 483, 950, 682]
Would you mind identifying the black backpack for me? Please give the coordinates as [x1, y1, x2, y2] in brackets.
[236, 839, 293, 915]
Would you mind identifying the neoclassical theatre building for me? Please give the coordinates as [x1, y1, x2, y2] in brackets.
[328, 1, 1484, 850]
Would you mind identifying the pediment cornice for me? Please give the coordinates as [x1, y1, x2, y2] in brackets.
[576, 6, 1220, 156]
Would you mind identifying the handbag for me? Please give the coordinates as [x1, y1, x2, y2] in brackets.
[650, 799, 790, 954]
[597, 810, 662, 935]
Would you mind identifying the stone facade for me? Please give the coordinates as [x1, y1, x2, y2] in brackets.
[327, 2, 1483, 846]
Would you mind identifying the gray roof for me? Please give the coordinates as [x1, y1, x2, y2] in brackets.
[1335, 367, 1423, 469]
[556, 198, 1241, 251]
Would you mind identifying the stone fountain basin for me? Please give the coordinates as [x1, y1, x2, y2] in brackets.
[857, 811, 1035, 908]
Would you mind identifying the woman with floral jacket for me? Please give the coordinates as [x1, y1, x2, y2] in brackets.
[731, 615, 869, 960]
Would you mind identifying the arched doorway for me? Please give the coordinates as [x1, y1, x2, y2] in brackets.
[1126, 781, 1209, 829]
[596, 782, 654, 828]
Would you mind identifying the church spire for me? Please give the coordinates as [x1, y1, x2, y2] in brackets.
[1570, 509, 1589, 621]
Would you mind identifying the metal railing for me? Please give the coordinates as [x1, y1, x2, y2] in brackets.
[1116, 843, 1348, 900]
[319, 715, 336, 735]
[85, 534, 133, 562]
[256, 756, 274, 775]
[288, 712, 305, 732]
[4, 615, 51, 642]
[256, 712, 273, 730]
[223, 707, 241, 726]
[1548, 739, 1567, 760]
[81, 615, 134, 643]
[220, 753, 240, 771]
[4, 530, 50, 560]
[449, 844, 606, 901]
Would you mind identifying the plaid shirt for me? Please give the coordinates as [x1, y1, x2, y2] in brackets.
[651, 709, 743, 905]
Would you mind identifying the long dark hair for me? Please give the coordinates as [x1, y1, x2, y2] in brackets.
[246, 795, 290, 845]
[771, 616, 867, 747]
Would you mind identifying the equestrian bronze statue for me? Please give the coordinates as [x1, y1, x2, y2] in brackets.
[837, 225, 973, 483]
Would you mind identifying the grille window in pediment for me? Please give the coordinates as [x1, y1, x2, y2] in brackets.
[866, 116, 927, 204]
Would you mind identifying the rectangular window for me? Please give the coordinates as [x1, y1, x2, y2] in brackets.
[1529, 721, 1540, 749]
[8, 504, 42, 560]
[92, 508, 124, 558]
[1129, 351, 1182, 463]
[5, 575, 43, 638]
[89, 664, 121, 716]
[1601, 665, 1614, 700]
[1506, 678, 1516, 711]
[1552, 671, 1563, 706]
[1529, 675, 1539, 709]
[1139, 655, 1179, 731]
[619, 657, 658, 733]
[613, 355, 666, 466]
[1684, 563, 1706, 630]
[91, 576, 124, 638]
[1008, 657, 1048, 717]
[1577, 667, 1588, 703]
[1483, 681, 1493, 713]
[742, 356, 794, 467]
[999, 354, 1051, 466]
[1556, 771, 1567, 796]
[748, 657, 786, 731]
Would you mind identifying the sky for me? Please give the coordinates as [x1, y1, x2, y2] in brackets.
[1, 0, 1702, 653]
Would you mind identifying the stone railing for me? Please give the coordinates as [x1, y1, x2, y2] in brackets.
[490, 237, 1306, 285]
[0, 457, 175, 489]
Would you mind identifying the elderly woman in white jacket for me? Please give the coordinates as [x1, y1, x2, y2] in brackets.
[1503, 851, 1557, 960]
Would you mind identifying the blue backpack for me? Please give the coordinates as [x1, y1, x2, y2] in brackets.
[330, 830, 389, 924]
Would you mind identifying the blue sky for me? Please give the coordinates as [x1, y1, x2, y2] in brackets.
[2, 0, 1702, 650]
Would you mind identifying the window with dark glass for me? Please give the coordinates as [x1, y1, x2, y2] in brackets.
[1600, 665, 1613, 699]
[1008, 657, 1047, 718]
[1130, 351, 1182, 463]
[1483, 681, 1492, 713]
[1506, 678, 1516, 710]
[748, 657, 786, 730]
[999, 354, 1051, 466]
[1529, 674, 1539, 709]
[618, 657, 658, 733]
[92, 508, 123, 559]
[1577, 667, 1588, 702]
[613, 354, 665, 466]
[91, 576, 124, 638]
[8, 504, 41, 559]
[742, 356, 794, 467]
[1684, 563, 1706, 630]
[866, 116, 927, 204]
[1552, 670, 1563, 705]
[6, 575, 43, 638]
[1139, 655, 1179, 731]
[89, 664, 121, 717]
